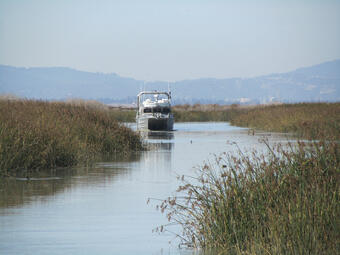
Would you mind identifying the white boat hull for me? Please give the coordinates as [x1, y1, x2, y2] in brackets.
[136, 91, 174, 131]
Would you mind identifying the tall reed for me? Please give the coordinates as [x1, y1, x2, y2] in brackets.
[230, 103, 340, 140]
[0, 99, 142, 176]
[174, 102, 340, 139]
[157, 140, 339, 254]
[172, 104, 241, 122]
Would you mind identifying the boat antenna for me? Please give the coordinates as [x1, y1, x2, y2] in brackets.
[139, 82, 143, 93]
[168, 81, 171, 99]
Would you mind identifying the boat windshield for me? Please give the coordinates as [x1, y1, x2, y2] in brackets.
[143, 107, 171, 114]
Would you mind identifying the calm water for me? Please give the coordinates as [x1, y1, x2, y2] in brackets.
[0, 122, 291, 255]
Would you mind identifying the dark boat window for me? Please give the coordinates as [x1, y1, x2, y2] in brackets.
[162, 107, 170, 114]
[153, 107, 162, 113]
[144, 107, 170, 114]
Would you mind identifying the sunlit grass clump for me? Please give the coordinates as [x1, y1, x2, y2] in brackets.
[174, 102, 340, 139]
[158, 140, 339, 254]
[230, 103, 340, 139]
[0, 99, 142, 175]
[172, 104, 241, 122]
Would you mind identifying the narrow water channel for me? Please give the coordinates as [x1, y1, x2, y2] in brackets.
[0, 122, 291, 255]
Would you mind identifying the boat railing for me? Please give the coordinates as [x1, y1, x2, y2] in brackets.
[137, 91, 171, 110]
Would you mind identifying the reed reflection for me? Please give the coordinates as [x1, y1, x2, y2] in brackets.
[0, 153, 141, 209]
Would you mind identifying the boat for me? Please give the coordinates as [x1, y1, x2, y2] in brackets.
[136, 91, 174, 131]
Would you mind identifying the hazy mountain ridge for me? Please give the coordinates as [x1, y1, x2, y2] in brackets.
[0, 60, 339, 104]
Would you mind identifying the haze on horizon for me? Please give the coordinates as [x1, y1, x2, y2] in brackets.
[0, 0, 340, 82]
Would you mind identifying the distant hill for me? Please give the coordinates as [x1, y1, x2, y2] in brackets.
[0, 59, 339, 104]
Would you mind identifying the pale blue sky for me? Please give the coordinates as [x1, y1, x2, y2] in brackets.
[1, 0, 339, 81]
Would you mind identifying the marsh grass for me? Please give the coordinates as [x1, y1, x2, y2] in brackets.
[66, 98, 137, 122]
[156, 140, 339, 254]
[172, 104, 241, 122]
[173, 103, 340, 139]
[107, 109, 137, 122]
[173, 103, 340, 140]
[0, 99, 142, 176]
[229, 103, 340, 140]
[173, 110, 234, 122]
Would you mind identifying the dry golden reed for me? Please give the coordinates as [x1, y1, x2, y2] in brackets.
[229, 103, 340, 140]
[0, 99, 142, 175]
[156, 140, 339, 254]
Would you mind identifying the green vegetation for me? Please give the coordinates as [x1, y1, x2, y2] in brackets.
[173, 109, 232, 122]
[0, 99, 142, 176]
[172, 104, 240, 122]
[154, 102, 340, 253]
[107, 108, 136, 122]
[175, 103, 340, 139]
[230, 103, 340, 140]
[158, 140, 339, 254]
[173, 103, 340, 138]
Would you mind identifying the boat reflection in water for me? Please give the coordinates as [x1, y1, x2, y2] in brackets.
[141, 131, 174, 151]
[141, 130, 174, 140]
